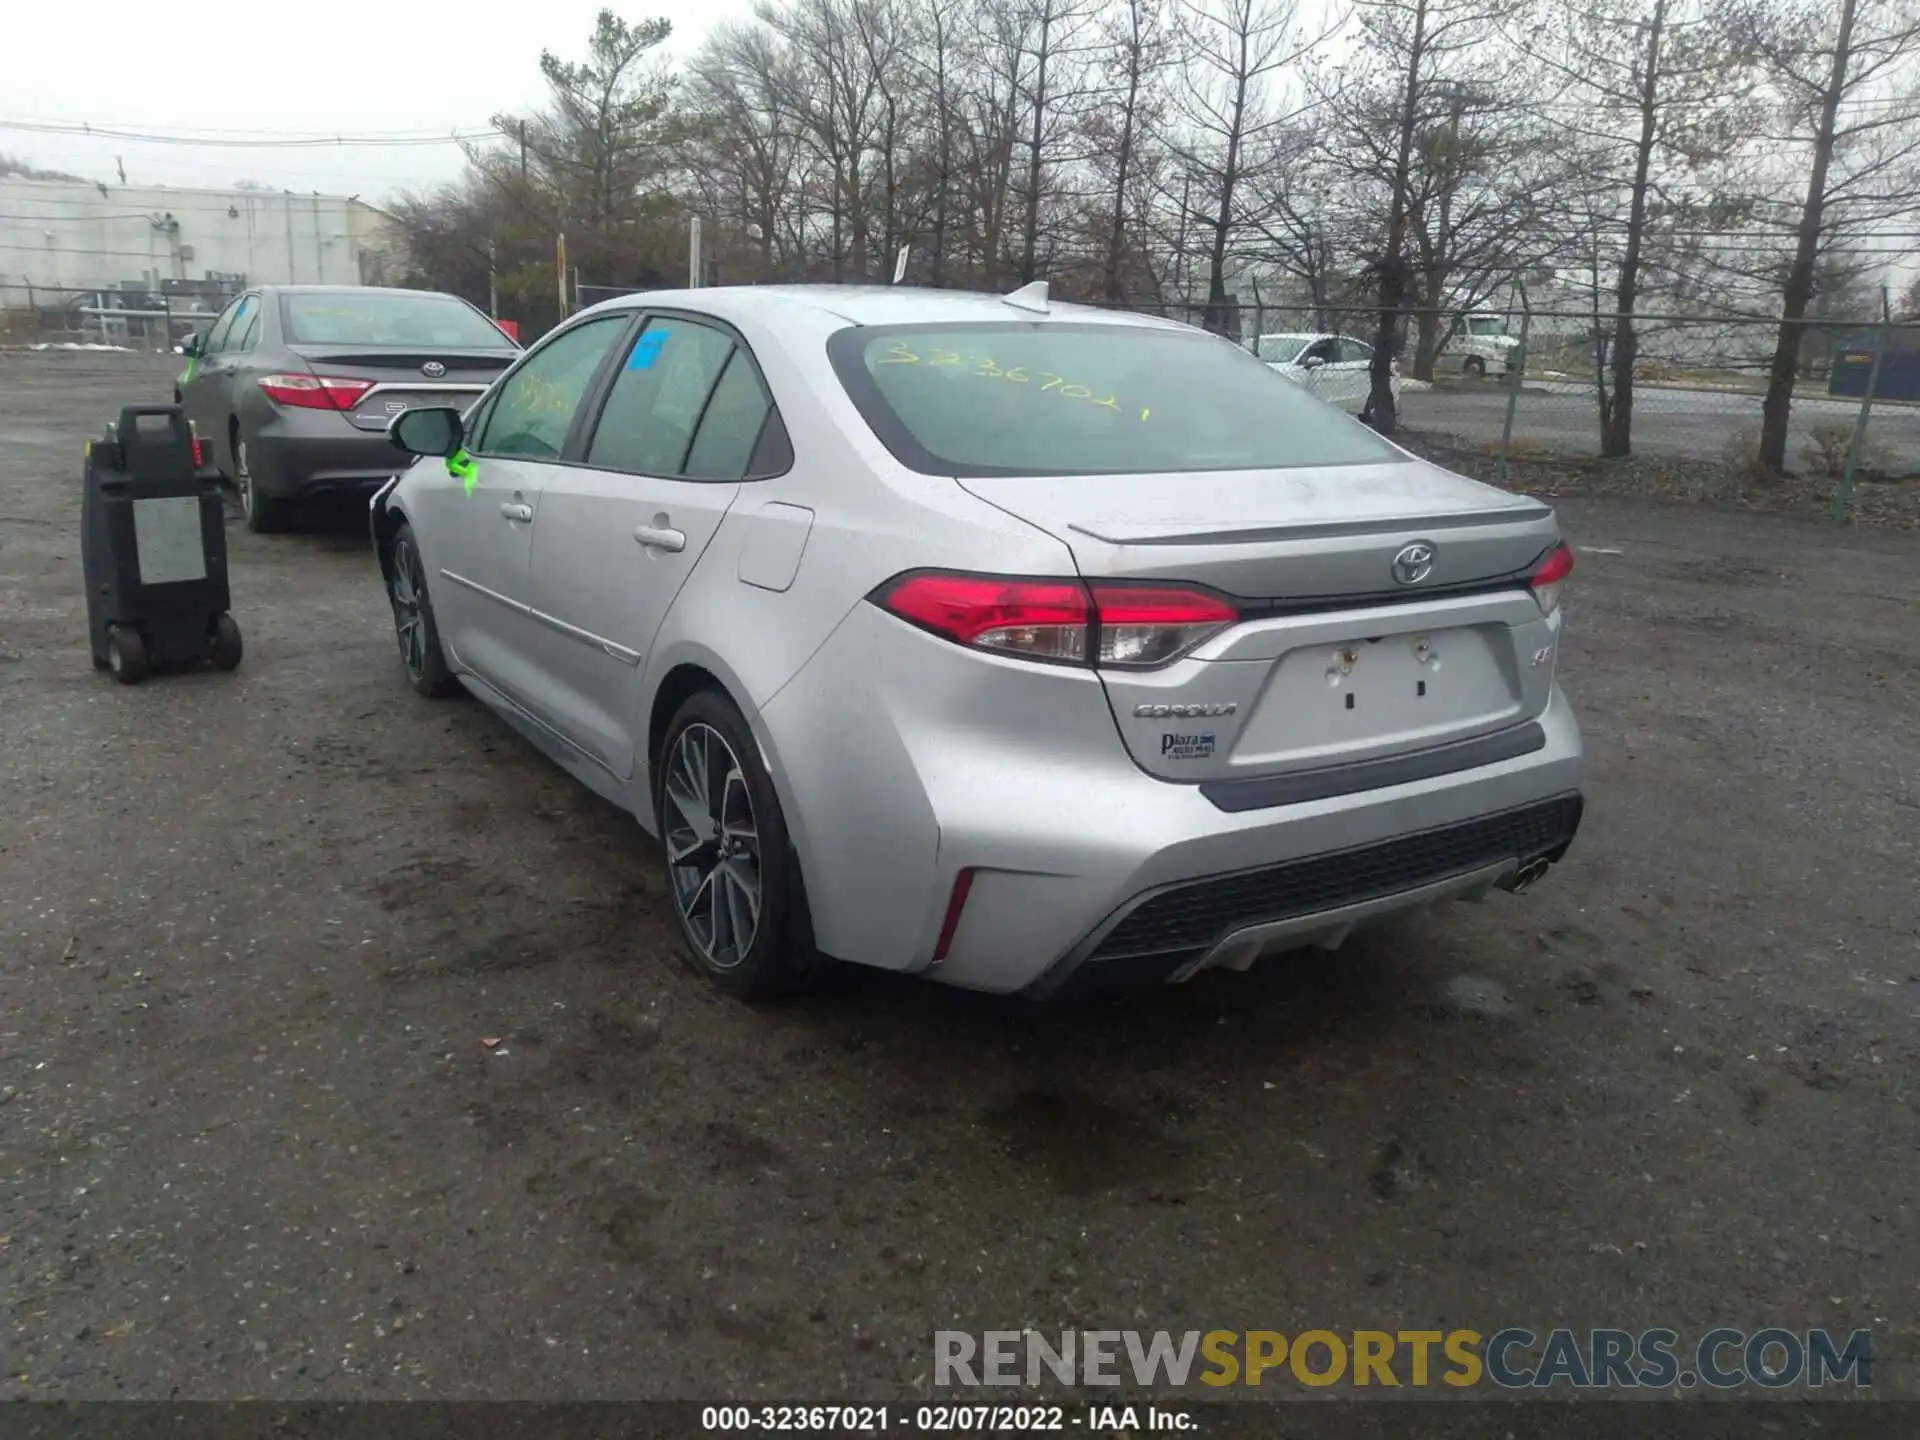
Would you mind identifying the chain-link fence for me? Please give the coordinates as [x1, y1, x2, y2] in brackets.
[1084, 297, 1919, 522]
[0, 279, 245, 353]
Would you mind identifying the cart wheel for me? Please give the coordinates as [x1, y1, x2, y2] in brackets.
[209, 613, 243, 671]
[108, 627, 149, 685]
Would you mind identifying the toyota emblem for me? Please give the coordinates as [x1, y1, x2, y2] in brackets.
[421, 360, 446, 378]
[1392, 541, 1436, 585]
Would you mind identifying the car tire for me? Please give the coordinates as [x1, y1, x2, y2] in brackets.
[655, 689, 815, 1001]
[1463, 356, 1486, 378]
[108, 626, 148, 685]
[386, 523, 460, 699]
[233, 430, 291, 534]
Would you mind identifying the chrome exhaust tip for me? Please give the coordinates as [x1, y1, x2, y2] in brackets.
[1505, 857, 1552, 894]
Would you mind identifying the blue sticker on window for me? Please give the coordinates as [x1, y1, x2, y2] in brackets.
[627, 329, 670, 370]
[236, 297, 250, 318]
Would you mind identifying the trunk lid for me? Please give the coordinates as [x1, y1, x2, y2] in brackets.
[285, 345, 515, 433]
[957, 457, 1565, 785]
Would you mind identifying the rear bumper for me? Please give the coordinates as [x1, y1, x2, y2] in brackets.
[756, 602, 1586, 997]
[245, 413, 408, 501]
[1027, 792, 1581, 998]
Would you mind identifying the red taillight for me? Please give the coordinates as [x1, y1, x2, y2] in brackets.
[1091, 584, 1238, 667]
[932, 868, 976, 964]
[877, 574, 1093, 663]
[258, 373, 373, 411]
[872, 572, 1237, 669]
[1530, 542, 1574, 616]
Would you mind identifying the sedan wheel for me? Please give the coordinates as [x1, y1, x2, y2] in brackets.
[386, 524, 458, 698]
[663, 723, 763, 970]
[656, 691, 813, 999]
[235, 434, 290, 533]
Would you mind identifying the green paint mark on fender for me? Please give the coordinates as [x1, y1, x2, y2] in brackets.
[181, 356, 196, 385]
[447, 448, 478, 493]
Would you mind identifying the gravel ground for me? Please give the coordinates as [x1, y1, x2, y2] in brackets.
[2, 352, 1916, 1405]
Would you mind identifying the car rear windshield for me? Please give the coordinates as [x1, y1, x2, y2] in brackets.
[281, 291, 509, 348]
[827, 322, 1395, 477]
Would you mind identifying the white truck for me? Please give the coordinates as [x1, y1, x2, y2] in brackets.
[1439, 313, 1521, 377]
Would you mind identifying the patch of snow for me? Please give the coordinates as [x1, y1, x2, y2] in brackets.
[30, 341, 136, 352]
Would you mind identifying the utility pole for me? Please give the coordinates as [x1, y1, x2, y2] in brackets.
[688, 216, 703, 289]
[555, 233, 568, 318]
[487, 238, 499, 318]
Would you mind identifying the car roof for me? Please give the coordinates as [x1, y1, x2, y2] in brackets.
[1259, 332, 1329, 343]
[588, 284, 1198, 332]
[264, 284, 473, 300]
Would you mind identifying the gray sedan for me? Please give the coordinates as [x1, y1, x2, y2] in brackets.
[372, 285, 1584, 1000]
[177, 285, 519, 532]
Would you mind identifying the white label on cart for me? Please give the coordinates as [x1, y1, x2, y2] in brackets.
[132, 497, 207, 585]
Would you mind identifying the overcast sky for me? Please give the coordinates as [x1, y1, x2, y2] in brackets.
[2, 0, 757, 200]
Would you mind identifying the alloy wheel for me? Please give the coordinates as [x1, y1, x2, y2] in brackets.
[663, 723, 762, 970]
[236, 438, 253, 517]
[390, 538, 427, 679]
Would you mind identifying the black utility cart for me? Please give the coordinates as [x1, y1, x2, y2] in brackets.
[82, 405, 242, 684]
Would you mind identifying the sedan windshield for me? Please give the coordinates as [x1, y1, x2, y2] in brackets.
[829, 322, 1394, 477]
[1256, 334, 1314, 363]
[281, 291, 510, 348]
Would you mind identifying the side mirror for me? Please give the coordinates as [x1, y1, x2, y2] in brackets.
[390, 406, 464, 457]
[1301, 355, 1327, 370]
[181, 331, 203, 358]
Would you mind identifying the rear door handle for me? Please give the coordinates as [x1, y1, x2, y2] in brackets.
[634, 525, 686, 553]
[500, 502, 534, 522]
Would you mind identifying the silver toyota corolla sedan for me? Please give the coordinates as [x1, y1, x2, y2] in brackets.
[370, 283, 1583, 1000]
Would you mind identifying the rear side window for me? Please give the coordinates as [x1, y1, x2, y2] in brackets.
[587, 319, 735, 475]
[1337, 338, 1373, 364]
[584, 317, 789, 481]
[683, 351, 775, 479]
[829, 322, 1396, 477]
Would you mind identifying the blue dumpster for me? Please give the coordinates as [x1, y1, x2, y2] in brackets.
[1828, 339, 1920, 401]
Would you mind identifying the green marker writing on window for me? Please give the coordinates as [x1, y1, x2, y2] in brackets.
[447, 448, 478, 492]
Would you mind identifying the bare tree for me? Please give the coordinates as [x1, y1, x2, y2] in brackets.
[686, 23, 809, 278]
[1171, 0, 1324, 334]
[1080, 0, 1172, 297]
[1325, 0, 1540, 429]
[1741, 0, 1920, 472]
[759, 0, 895, 279]
[1521, 0, 1760, 455]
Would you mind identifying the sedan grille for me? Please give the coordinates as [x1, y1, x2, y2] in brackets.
[1087, 795, 1582, 963]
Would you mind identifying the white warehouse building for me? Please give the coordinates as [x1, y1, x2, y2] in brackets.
[0, 175, 408, 294]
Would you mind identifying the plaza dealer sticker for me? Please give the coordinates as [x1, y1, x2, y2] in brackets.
[627, 329, 670, 369]
[1161, 731, 1216, 761]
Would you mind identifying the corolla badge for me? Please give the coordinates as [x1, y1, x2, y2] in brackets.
[1133, 702, 1237, 718]
[1392, 541, 1436, 585]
